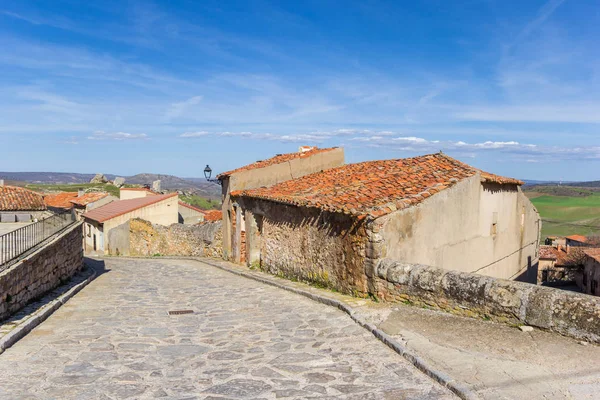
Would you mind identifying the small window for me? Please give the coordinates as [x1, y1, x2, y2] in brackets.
[583, 273, 588, 287]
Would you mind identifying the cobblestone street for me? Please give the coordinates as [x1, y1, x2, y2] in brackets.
[0, 258, 455, 399]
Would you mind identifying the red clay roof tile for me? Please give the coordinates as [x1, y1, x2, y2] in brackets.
[70, 192, 109, 207]
[217, 147, 338, 179]
[0, 186, 46, 211]
[539, 245, 559, 260]
[83, 193, 177, 223]
[203, 210, 222, 222]
[232, 153, 522, 219]
[44, 192, 78, 209]
[566, 235, 587, 243]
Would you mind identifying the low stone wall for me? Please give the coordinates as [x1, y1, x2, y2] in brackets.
[0, 222, 84, 321]
[127, 219, 222, 258]
[373, 259, 600, 343]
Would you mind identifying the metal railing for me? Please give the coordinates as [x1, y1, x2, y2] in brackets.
[0, 212, 76, 270]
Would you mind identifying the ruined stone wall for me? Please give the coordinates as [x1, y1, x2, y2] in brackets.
[372, 258, 600, 343]
[128, 219, 222, 258]
[0, 223, 84, 321]
[240, 199, 368, 295]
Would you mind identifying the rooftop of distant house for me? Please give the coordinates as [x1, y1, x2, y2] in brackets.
[71, 192, 110, 207]
[120, 187, 157, 194]
[539, 245, 559, 260]
[83, 193, 177, 223]
[232, 152, 523, 219]
[44, 192, 78, 209]
[584, 248, 600, 263]
[0, 185, 46, 211]
[217, 146, 339, 179]
[566, 235, 588, 243]
[202, 209, 222, 222]
[44, 192, 109, 209]
[178, 201, 206, 214]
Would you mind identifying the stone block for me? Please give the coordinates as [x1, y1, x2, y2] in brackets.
[441, 271, 492, 308]
[386, 262, 414, 285]
[409, 265, 446, 294]
[549, 291, 600, 342]
[484, 279, 529, 320]
[525, 286, 555, 329]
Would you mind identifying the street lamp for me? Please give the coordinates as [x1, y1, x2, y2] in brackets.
[204, 165, 221, 185]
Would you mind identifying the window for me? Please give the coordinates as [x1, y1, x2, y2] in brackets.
[87, 223, 92, 237]
[583, 272, 588, 288]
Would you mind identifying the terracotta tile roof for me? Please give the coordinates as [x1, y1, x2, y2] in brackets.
[539, 245, 559, 260]
[0, 185, 46, 211]
[584, 248, 600, 263]
[232, 153, 522, 219]
[70, 192, 109, 207]
[566, 235, 587, 243]
[217, 147, 339, 179]
[83, 193, 177, 223]
[44, 192, 78, 209]
[178, 201, 207, 214]
[203, 210, 222, 222]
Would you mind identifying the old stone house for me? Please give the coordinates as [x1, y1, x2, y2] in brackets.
[0, 183, 47, 222]
[82, 193, 178, 254]
[231, 153, 541, 295]
[216, 146, 345, 262]
[178, 201, 206, 224]
[566, 235, 588, 248]
[581, 249, 600, 296]
[537, 245, 573, 284]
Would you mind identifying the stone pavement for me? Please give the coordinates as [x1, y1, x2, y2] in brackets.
[0, 257, 455, 399]
[197, 257, 600, 400]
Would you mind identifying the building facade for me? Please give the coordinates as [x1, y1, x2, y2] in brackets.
[216, 146, 345, 262]
[178, 201, 206, 224]
[231, 153, 541, 295]
[581, 249, 600, 296]
[82, 193, 178, 254]
[0, 184, 47, 222]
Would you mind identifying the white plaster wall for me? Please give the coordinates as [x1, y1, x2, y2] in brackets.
[103, 196, 179, 237]
[120, 190, 152, 200]
[380, 174, 540, 280]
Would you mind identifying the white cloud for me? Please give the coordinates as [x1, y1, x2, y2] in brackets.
[164, 96, 203, 120]
[88, 131, 148, 140]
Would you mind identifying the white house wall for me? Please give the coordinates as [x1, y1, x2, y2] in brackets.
[380, 174, 541, 280]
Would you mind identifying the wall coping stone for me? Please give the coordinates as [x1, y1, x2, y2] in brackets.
[375, 259, 600, 343]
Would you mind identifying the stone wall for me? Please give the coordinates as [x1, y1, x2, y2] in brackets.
[373, 258, 600, 343]
[238, 198, 369, 294]
[0, 222, 84, 321]
[127, 219, 222, 258]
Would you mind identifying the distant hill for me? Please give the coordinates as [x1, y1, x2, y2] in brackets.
[0, 171, 221, 198]
[0, 172, 116, 184]
[565, 181, 600, 188]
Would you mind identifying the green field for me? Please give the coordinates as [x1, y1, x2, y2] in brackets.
[530, 193, 600, 239]
[180, 194, 220, 210]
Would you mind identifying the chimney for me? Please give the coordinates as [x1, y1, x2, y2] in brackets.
[78, 189, 85, 197]
[299, 146, 316, 153]
[0, 179, 4, 187]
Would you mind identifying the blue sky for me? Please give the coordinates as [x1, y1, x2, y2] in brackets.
[0, 0, 598, 180]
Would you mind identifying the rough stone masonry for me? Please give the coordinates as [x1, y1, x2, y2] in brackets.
[0, 223, 84, 321]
